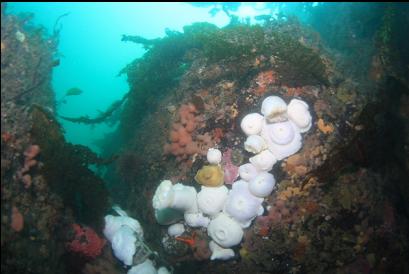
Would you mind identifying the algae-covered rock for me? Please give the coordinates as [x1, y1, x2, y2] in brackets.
[105, 4, 409, 274]
[31, 106, 109, 230]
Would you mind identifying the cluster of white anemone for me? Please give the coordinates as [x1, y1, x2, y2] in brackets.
[152, 96, 312, 261]
[241, 96, 312, 162]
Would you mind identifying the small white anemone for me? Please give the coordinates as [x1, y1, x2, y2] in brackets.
[197, 185, 229, 217]
[244, 135, 267, 154]
[265, 121, 295, 145]
[170, 184, 198, 213]
[104, 207, 145, 266]
[240, 113, 264, 136]
[207, 148, 222, 165]
[249, 150, 277, 171]
[209, 241, 235, 260]
[184, 212, 210, 228]
[261, 120, 302, 160]
[287, 98, 312, 133]
[207, 212, 244, 248]
[223, 180, 264, 228]
[239, 163, 260, 182]
[249, 172, 276, 198]
[111, 226, 137, 266]
[152, 181, 198, 213]
[152, 180, 173, 210]
[261, 96, 287, 123]
[167, 223, 185, 237]
[104, 215, 143, 242]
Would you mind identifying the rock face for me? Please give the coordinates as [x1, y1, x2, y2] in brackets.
[1, 7, 68, 274]
[1, 7, 111, 274]
[1, 2, 407, 274]
[110, 5, 409, 274]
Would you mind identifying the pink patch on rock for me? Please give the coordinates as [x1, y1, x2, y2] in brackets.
[222, 149, 239, 185]
[24, 145, 40, 160]
[22, 174, 32, 189]
[11, 206, 24, 232]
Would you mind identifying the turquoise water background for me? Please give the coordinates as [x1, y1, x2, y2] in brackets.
[7, 3, 291, 152]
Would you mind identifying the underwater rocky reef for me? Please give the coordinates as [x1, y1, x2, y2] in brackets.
[1, 2, 409, 274]
[1, 4, 112, 273]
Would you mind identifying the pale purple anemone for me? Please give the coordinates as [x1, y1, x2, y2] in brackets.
[222, 148, 239, 185]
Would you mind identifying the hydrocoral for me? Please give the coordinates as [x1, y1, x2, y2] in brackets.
[67, 224, 106, 259]
[163, 103, 213, 162]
